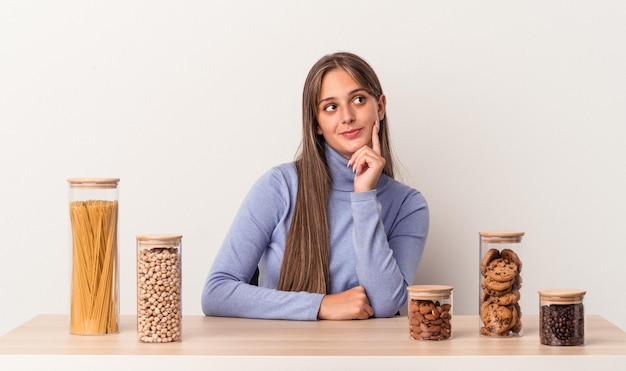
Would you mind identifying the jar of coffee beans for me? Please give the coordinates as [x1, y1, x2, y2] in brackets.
[479, 231, 524, 337]
[407, 285, 453, 340]
[136, 235, 182, 343]
[538, 289, 586, 346]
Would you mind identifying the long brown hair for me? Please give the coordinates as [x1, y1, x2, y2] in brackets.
[276, 52, 394, 294]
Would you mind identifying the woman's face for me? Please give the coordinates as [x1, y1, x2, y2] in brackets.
[315, 68, 386, 159]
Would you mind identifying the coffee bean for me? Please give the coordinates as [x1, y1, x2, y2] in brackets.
[540, 303, 584, 346]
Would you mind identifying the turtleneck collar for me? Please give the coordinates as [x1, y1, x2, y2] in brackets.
[326, 143, 361, 192]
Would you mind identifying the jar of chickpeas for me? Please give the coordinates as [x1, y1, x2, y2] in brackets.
[136, 235, 182, 343]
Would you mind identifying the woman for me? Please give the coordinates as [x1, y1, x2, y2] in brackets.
[202, 52, 429, 320]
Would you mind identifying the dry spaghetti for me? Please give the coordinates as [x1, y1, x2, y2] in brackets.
[69, 199, 119, 335]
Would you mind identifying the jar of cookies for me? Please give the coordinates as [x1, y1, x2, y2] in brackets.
[68, 178, 120, 335]
[137, 235, 183, 343]
[539, 289, 586, 346]
[479, 231, 524, 337]
[407, 285, 453, 340]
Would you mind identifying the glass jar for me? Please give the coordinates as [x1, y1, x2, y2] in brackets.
[68, 178, 120, 335]
[136, 235, 183, 343]
[539, 289, 586, 346]
[407, 285, 453, 340]
[479, 231, 524, 337]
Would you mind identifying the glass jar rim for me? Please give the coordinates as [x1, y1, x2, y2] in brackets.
[137, 235, 182, 248]
[68, 178, 119, 189]
[479, 231, 525, 237]
[539, 288, 586, 304]
[538, 288, 586, 297]
[408, 285, 453, 299]
[479, 231, 524, 243]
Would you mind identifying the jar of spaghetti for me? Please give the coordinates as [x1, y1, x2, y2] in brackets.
[68, 178, 120, 335]
[479, 231, 524, 337]
[137, 235, 183, 343]
[539, 289, 586, 346]
[407, 285, 453, 340]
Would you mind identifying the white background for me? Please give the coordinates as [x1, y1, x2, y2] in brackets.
[1, 0, 625, 336]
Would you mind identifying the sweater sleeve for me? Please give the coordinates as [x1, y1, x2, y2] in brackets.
[201, 168, 324, 320]
[350, 189, 429, 317]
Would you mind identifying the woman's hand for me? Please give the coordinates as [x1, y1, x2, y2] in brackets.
[347, 123, 386, 193]
[317, 286, 374, 320]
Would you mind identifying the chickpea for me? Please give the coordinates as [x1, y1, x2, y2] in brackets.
[137, 248, 181, 343]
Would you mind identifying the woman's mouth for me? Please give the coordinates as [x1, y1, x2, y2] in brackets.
[341, 128, 362, 139]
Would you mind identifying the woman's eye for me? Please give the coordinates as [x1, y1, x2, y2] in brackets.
[324, 104, 337, 112]
[353, 96, 366, 104]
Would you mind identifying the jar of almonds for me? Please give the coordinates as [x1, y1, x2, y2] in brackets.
[407, 285, 453, 340]
[479, 231, 524, 337]
[539, 289, 586, 346]
[136, 235, 182, 343]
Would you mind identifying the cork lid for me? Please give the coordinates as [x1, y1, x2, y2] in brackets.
[137, 234, 183, 248]
[68, 178, 120, 189]
[538, 289, 586, 304]
[479, 231, 524, 243]
[407, 285, 453, 300]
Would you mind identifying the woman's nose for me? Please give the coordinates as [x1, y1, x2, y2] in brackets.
[340, 106, 355, 124]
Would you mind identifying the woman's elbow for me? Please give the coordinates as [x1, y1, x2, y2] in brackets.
[201, 283, 213, 316]
[372, 290, 407, 318]
[372, 299, 405, 318]
[373, 303, 403, 318]
[201, 276, 223, 316]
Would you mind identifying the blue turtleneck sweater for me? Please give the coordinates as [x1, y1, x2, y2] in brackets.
[202, 145, 429, 320]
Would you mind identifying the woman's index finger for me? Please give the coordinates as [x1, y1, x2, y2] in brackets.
[372, 122, 381, 155]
